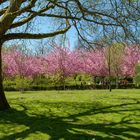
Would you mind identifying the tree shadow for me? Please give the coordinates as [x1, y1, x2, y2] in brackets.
[0, 100, 140, 140]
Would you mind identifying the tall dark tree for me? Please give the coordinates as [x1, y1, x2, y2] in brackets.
[0, 0, 139, 110]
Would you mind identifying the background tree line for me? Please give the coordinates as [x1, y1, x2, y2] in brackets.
[2, 43, 140, 91]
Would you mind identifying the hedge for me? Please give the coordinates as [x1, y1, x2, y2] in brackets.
[4, 83, 138, 91]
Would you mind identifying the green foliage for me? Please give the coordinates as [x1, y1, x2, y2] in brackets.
[134, 63, 140, 85]
[3, 74, 137, 91]
[76, 74, 93, 83]
[3, 79, 16, 91]
[0, 90, 140, 139]
[106, 43, 125, 77]
[33, 75, 64, 87]
[14, 76, 31, 92]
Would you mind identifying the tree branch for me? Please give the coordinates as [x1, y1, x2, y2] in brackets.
[10, 5, 55, 29]
[3, 23, 71, 41]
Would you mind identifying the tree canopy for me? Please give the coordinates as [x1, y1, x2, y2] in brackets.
[0, 0, 139, 44]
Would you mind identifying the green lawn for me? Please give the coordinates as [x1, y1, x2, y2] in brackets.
[0, 90, 140, 140]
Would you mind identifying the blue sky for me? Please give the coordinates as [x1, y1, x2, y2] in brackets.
[5, 17, 78, 50]
[36, 17, 78, 49]
[1, 0, 78, 49]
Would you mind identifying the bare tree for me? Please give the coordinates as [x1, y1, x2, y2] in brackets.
[0, 0, 139, 110]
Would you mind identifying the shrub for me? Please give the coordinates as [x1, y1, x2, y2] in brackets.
[134, 63, 140, 86]
[14, 76, 32, 92]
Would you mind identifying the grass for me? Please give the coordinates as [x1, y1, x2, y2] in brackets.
[0, 89, 140, 140]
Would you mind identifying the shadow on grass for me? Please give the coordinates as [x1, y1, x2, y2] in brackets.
[0, 100, 140, 140]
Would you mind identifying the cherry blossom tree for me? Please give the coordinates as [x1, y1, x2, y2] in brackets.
[121, 45, 140, 77]
[44, 45, 82, 89]
[84, 49, 107, 77]
[3, 48, 46, 78]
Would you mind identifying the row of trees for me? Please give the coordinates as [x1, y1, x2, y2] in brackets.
[2, 44, 140, 88]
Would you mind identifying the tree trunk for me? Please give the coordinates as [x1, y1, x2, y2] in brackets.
[62, 76, 65, 90]
[94, 76, 97, 89]
[108, 63, 112, 92]
[116, 77, 119, 89]
[0, 41, 10, 110]
[108, 47, 112, 92]
[109, 80, 112, 92]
